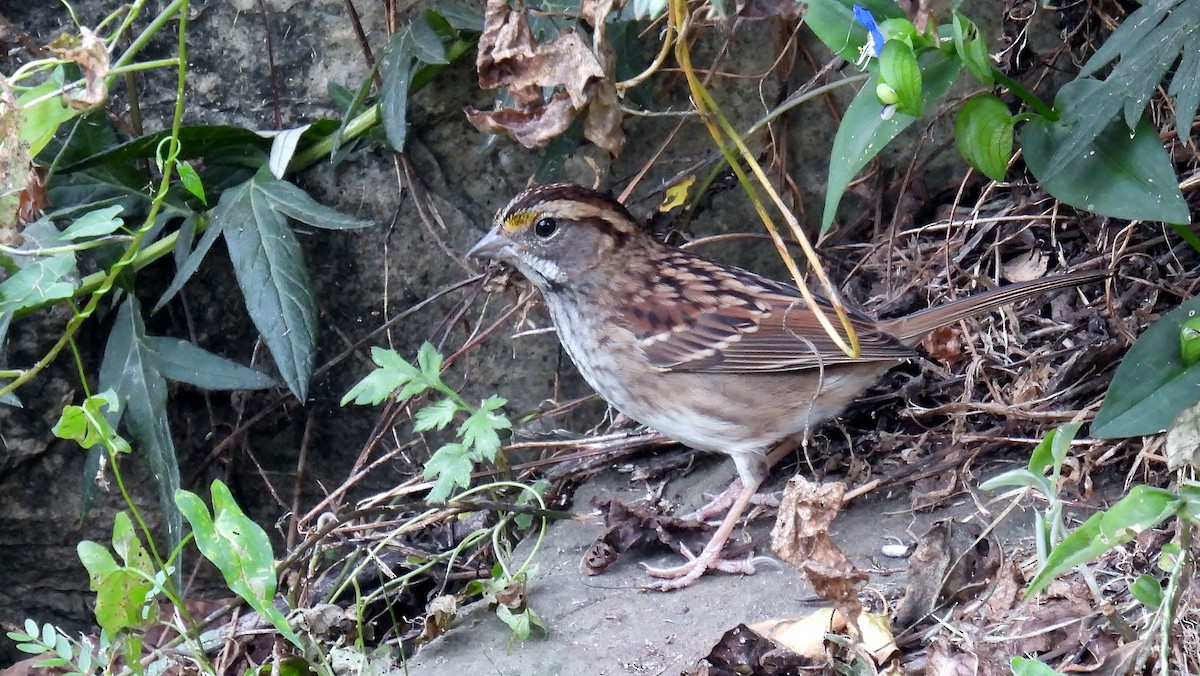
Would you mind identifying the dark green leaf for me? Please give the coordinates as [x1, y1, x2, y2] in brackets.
[879, 41, 921, 115]
[380, 31, 417, 151]
[221, 171, 317, 400]
[176, 481, 301, 647]
[1092, 296, 1200, 438]
[145, 336, 277, 390]
[1168, 33, 1200, 138]
[955, 94, 1013, 181]
[1022, 81, 1189, 225]
[434, 4, 485, 32]
[255, 178, 373, 230]
[822, 50, 960, 231]
[154, 207, 228, 313]
[409, 14, 450, 65]
[1077, 0, 1182, 78]
[1043, 3, 1196, 176]
[952, 12, 992, 88]
[56, 125, 270, 173]
[98, 297, 183, 553]
[1130, 574, 1164, 608]
[331, 60, 381, 160]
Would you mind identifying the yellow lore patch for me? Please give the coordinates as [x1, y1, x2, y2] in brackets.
[503, 209, 537, 232]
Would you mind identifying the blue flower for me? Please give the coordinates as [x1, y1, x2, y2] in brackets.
[853, 5, 885, 66]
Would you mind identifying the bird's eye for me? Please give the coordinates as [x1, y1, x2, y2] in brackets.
[533, 217, 558, 239]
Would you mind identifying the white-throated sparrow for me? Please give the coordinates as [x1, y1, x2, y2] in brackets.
[469, 183, 1105, 590]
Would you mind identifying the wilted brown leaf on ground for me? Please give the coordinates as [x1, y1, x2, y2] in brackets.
[1001, 248, 1050, 283]
[467, 0, 623, 155]
[771, 477, 866, 623]
[921, 326, 963, 366]
[414, 595, 458, 645]
[894, 520, 999, 629]
[582, 496, 713, 574]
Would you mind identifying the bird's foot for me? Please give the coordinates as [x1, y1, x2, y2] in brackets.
[683, 480, 783, 523]
[642, 542, 777, 590]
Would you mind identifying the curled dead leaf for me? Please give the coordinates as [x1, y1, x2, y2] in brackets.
[468, 0, 623, 155]
[770, 476, 865, 624]
[48, 27, 109, 109]
[920, 326, 963, 366]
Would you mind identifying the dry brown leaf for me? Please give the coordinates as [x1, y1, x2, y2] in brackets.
[1011, 361, 1052, 405]
[1166, 401, 1200, 471]
[48, 27, 108, 109]
[414, 594, 457, 645]
[1001, 248, 1050, 283]
[468, 0, 623, 155]
[770, 477, 866, 623]
[894, 520, 999, 629]
[921, 326, 964, 366]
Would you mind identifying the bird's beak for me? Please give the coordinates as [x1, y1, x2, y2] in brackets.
[467, 228, 515, 261]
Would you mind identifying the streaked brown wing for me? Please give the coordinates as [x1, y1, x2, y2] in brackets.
[626, 250, 915, 373]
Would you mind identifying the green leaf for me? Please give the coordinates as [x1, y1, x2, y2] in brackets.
[220, 170, 318, 400]
[416, 342, 444, 380]
[1092, 296, 1200, 438]
[1026, 485, 1181, 597]
[822, 50, 960, 231]
[423, 443, 472, 502]
[409, 13, 450, 65]
[154, 209, 226, 313]
[144, 336, 277, 391]
[96, 297, 182, 551]
[1029, 422, 1079, 479]
[952, 12, 992, 88]
[460, 405, 509, 460]
[340, 347, 422, 406]
[380, 33, 417, 152]
[1180, 482, 1200, 523]
[175, 480, 301, 647]
[57, 205, 125, 240]
[1130, 574, 1164, 608]
[1168, 33, 1200, 138]
[56, 124, 271, 173]
[801, 0, 905, 63]
[176, 160, 206, 204]
[254, 177, 373, 230]
[879, 40, 921, 115]
[15, 69, 78, 156]
[1010, 657, 1065, 676]
[414, 398, 459, 432]
[52, 390, 130, 454]
[979, 468, 1052, 496]
[0, 252, 77, 315]
[1042, 2, 1196, 176]
[1021, 80, 1189, 225]
[434, 4, 485, 32]
[954, 94, 1013, 181]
